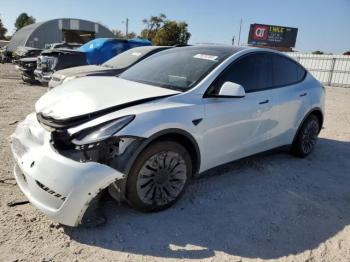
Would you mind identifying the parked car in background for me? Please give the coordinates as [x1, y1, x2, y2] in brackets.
[49, 46, 171, 89]
[14, 43, 82, 84]
[12, 46, 44, 61]
[10, 46, 325, 226]
[15, 57, 38, 84]
[0, 46, 12, 63]
[12, 47, 44, 83]
[34, 38, 151, 85]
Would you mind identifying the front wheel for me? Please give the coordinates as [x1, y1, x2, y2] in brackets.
[291, 114, 320, 157]
[126, 140, 192, 212]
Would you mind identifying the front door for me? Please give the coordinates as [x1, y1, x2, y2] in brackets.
[199, 52, 276, 171]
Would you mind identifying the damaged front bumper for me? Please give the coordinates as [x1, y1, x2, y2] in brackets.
[34, 69, 53, 84]
[10, 113, 125, 226]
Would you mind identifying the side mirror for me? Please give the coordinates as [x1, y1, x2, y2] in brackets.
[218, 82, 246, 98]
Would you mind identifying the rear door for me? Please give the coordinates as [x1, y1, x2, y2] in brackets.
[269, 54, 310, 146]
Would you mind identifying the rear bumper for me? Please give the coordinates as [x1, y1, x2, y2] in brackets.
[10, 113, 124, 226]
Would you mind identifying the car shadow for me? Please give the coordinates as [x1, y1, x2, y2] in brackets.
[64, 137, 350, 260]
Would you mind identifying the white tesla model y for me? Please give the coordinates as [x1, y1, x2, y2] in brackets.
[10, 46, 325, 226]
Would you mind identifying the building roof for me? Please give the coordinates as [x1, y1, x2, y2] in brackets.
[7, 22, 45, 52]
[7, 18, 115, 52]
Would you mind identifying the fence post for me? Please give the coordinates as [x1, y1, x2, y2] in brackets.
[328, 58, 336, 87]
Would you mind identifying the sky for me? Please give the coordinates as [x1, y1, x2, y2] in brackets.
[0, 0, 349, 54]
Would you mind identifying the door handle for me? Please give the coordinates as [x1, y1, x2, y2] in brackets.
[299, 92, 308, 97]
[259, 99, 269, 104]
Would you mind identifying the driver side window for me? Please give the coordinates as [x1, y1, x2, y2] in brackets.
[210, 53, 273, 94]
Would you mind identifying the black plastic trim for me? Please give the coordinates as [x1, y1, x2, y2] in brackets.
[203, 94, 245, 99]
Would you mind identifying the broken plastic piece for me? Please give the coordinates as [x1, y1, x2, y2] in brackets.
[7, 200, 30, 207]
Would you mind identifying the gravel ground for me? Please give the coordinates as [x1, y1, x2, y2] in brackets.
[0, 63, 350, 262]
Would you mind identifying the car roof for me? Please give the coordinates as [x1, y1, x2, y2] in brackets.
[127, 45, 172, 52]
[172, 45, 247, 56]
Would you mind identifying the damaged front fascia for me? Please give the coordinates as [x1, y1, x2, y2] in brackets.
[35, 95, 170, 200]
[58, 135, 146, 202]
[56, 135, 145, 172]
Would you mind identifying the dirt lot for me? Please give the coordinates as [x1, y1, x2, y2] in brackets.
[0, 63, 350, 262]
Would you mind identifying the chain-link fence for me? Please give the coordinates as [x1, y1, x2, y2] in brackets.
[287, 53, 350, 88]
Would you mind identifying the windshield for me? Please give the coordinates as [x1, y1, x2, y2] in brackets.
[119, 47, 233, 91]
[103, 48, 152, 69]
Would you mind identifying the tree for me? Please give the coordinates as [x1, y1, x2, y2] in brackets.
[140, 14, 191, 45]
[153, 21, 191, 46]
[112, 29, 137, 39]
[0, 18, 7, 40]
[126, 32, 137, 39]
[141, 13, 167, 41]
[15, 13, 36, 31]
[112, 29, 125, 38]
[312, 50, 324, 55]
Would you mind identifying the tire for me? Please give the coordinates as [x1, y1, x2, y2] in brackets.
[126, 140, 192, 212]
[21, 73, 38, 85]
[291, 114, 320, 158]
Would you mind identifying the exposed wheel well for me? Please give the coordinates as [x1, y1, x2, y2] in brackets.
[309, 109, 324, 133]
[292, 108, 324, 145]
[150, 133, 200, 176]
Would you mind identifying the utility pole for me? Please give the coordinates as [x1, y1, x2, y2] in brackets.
[122, 18, 129, 39]
[232, 36, 235, 46]
[125, 18, 129, 39]
[238, 18, 242, 46]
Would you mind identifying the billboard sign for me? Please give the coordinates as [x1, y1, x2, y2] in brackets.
[248, 23, 298, 48]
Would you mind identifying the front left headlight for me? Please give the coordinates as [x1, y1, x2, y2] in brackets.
[71, 115, 135, 146]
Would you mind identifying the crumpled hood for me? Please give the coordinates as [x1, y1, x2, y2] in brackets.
[18, 57, 37, 62]
[54, 65, 107, 78]
[36, 77, 180, 120]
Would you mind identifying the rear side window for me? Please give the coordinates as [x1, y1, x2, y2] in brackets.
[213, 53, 273, 93]
[272, 55, 306, 86]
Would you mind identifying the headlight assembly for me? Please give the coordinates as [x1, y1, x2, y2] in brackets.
[71, 115, 135, 146]
[40, 56, 57, 71]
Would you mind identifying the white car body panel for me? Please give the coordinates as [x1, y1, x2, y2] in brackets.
[10, 47, 325, 226]
[201, 90, 275, 171]
[36, 77, 180, 120]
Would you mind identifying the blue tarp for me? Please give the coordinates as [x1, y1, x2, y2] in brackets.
[78, 38, 152, 65]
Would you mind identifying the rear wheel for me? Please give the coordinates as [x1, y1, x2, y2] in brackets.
[291, 114, 320, 157]
[126, 140, 192, 212]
